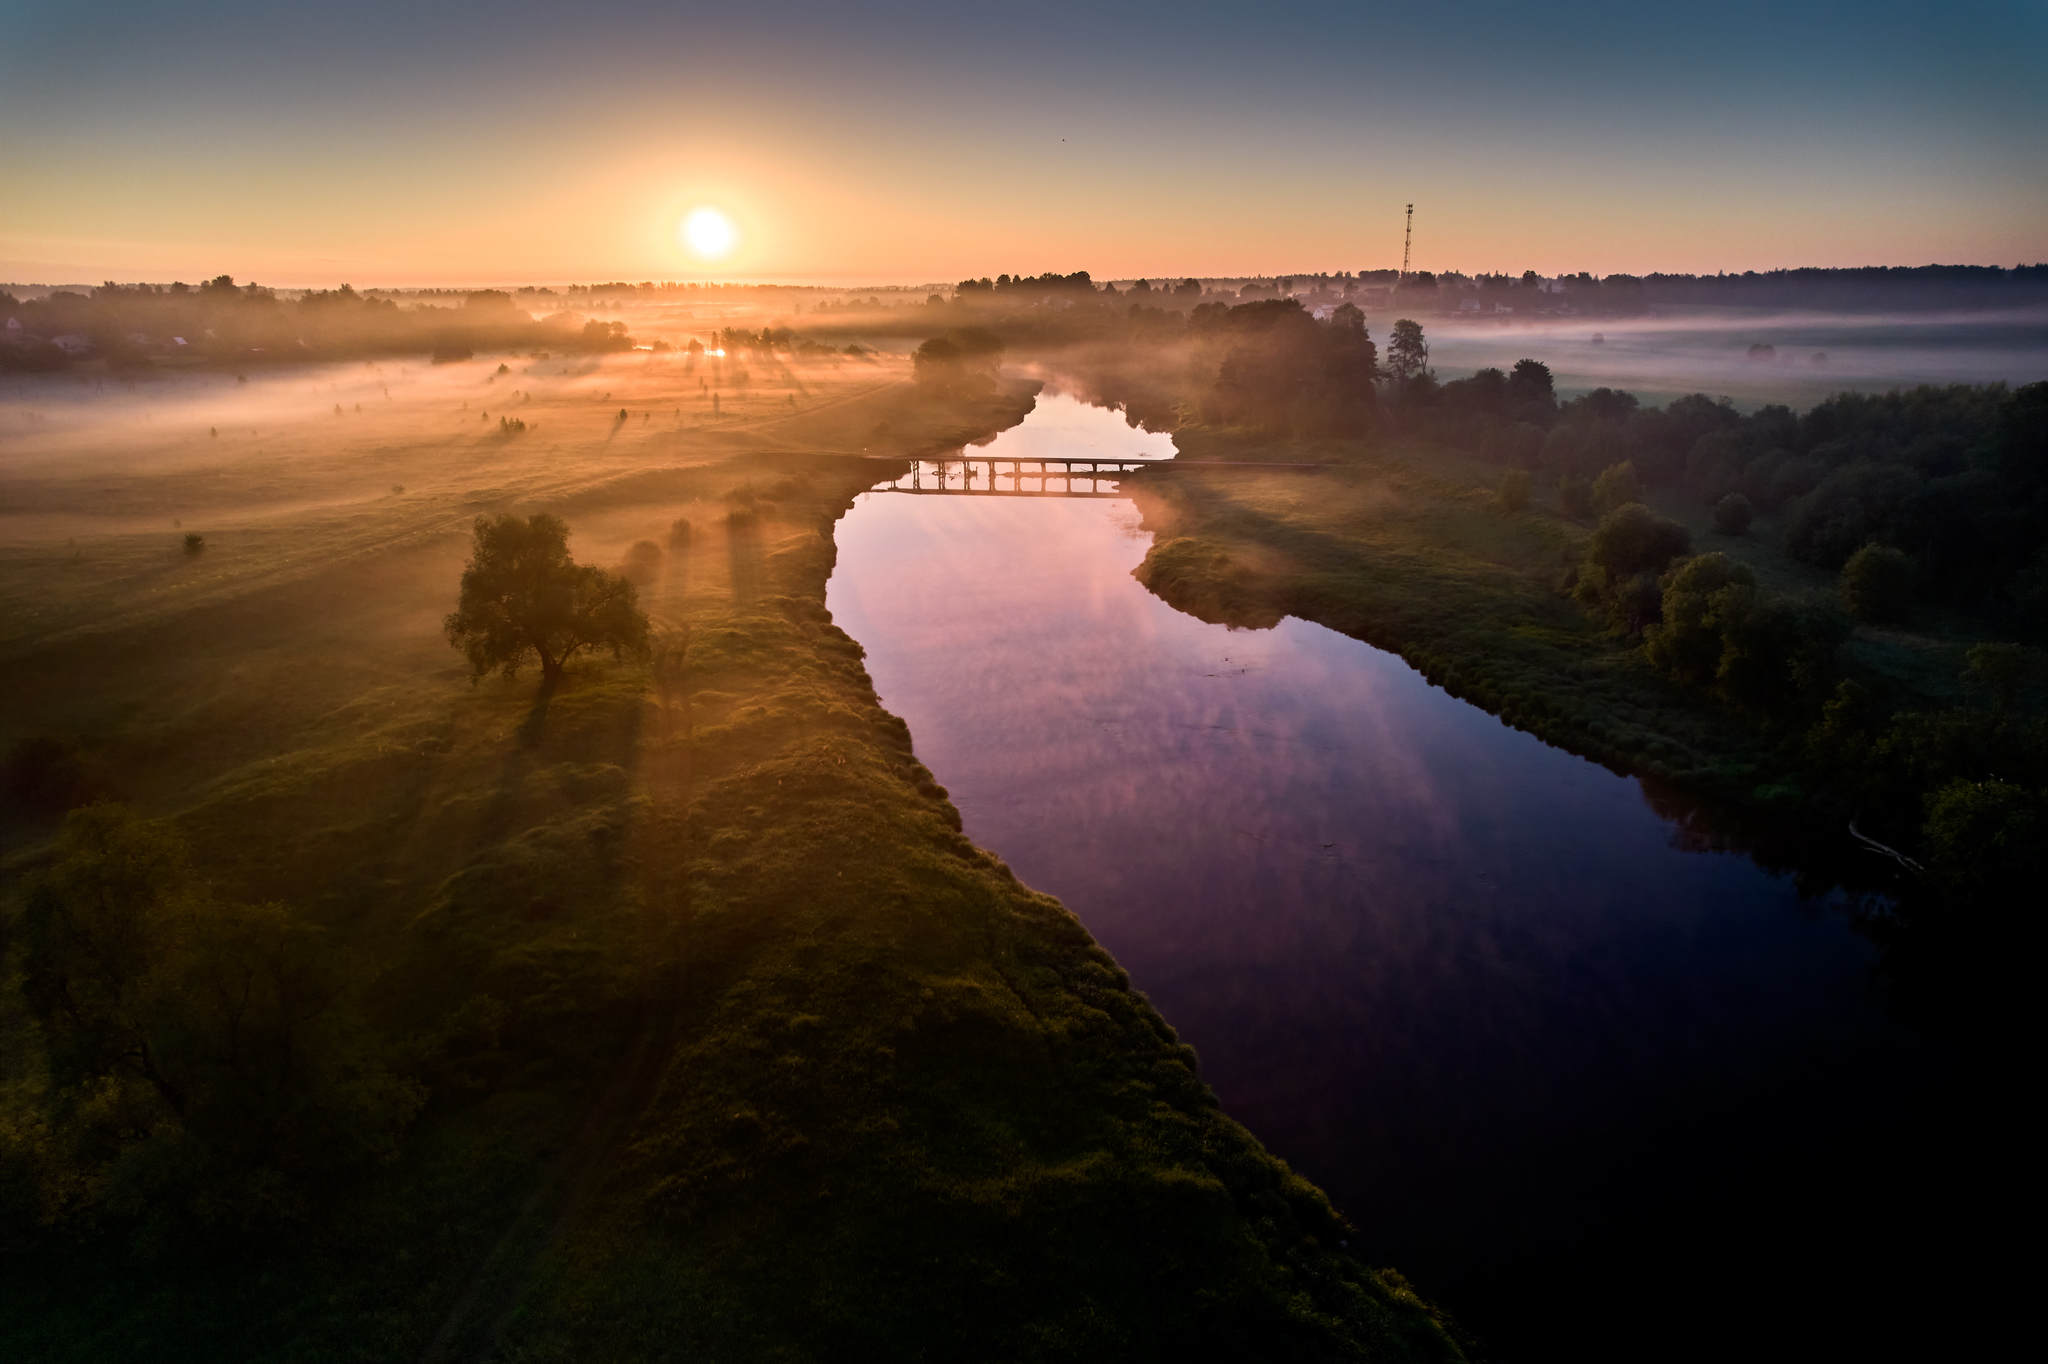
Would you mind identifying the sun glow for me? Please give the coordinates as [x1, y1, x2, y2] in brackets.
[682, 206, 737, 260]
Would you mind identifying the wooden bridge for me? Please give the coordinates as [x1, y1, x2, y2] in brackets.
[868, 454, 1163, 498]
[841, 453, 1333, 497]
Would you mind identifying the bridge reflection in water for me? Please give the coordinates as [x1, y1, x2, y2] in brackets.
[870, 454, 1166, 498]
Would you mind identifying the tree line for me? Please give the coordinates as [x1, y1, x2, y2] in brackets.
[0, 278, 639, 372]
[1386, 346, 2048, 925]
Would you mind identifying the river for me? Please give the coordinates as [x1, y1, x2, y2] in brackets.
[824, 392, 1968, 1362]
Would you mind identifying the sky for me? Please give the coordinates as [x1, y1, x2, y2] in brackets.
[2, 0, 2044, 286]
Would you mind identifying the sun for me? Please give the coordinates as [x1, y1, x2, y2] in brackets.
[681, 206, 737, 260]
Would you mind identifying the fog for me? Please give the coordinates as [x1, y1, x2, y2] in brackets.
[0, 309, 903, 668]
[1422, 306, 2048, 408]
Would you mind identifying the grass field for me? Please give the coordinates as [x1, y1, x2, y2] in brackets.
[0, 342, 1464, 1360]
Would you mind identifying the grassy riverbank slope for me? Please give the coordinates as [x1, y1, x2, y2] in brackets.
[1126, 431, 1782, 803]
[1, 351, 1462, 1360]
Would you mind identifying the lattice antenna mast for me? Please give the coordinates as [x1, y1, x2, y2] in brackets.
[1399, 203, 1414, 283]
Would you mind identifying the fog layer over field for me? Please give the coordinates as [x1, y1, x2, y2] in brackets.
[1422, 306, 2048, 407]
[0, 327, 891, 662]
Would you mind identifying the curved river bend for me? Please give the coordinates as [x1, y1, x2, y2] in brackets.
[825, 393, 1958, 1362]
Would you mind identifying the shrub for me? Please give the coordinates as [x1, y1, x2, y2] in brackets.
[1712, 492, 1754, 536]
[667, 517, 693, 548]
[1839, 543, 1913, 623]
[182, 532, 205, 554]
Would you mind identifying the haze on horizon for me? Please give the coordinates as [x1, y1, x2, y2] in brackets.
[3, 0, 2044, 287]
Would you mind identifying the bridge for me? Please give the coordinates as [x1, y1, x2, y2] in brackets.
[849, 454, 1331, 497]
[861, 453, 1163, 497]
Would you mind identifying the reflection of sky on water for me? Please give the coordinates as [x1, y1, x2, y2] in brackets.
[826, 396, 1952, 1360]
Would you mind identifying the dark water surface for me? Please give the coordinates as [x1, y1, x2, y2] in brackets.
[825, 394, 1972, 1361]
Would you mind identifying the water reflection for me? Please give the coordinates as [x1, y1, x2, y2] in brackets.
[826, 396, 1956, 1362]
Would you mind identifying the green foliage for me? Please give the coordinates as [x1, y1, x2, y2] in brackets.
[444, 513, 652, 681]
[1921, 778, 2045, 904]
[1577, 504, 1691, 629]
[1712, 491, 1754, 535]
[1607, 572, 1664, 634]
[1640, 551, 1846, 712]
[2, 380, 1460, 1359]
[914, 328, 1005, 393]
[1645, 553, 1755, 684]
[1506, 358, 1555, 415]
[1709, 586, 1849, 712]
[1839, 542, 1914, 623]
[1385, 318, 1429, 383]
[14, 805, 422, 1237]
[1590, 460, 1641, 515]
[1133, 537, 1285, 629]
[1197, 299, 1378, 436]
[1962, 642, 2043, 712]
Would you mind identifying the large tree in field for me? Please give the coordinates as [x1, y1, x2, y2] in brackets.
[1386, 318, 1430, 382]
[445, 513, 650, 682]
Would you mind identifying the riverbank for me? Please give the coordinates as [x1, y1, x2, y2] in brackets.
[0, 360, 1463, 1359]
[1126, 430, 1787, 799]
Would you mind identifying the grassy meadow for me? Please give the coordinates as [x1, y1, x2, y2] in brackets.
[0, 336, 1463, 1359]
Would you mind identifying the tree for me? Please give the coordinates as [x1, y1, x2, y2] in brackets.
[445, 514, 650, 682]
[1584, 503, 1691, 586]
[1645, 552, 1754, 683]
[17, 805, 420, 1228]
[1591, 460, 1641, 515]
[1385, 318, 1429, 383]
[1962, 642, 2042, 712]
[1921, 778, 2044, 906]
[1576, 504, 1691, 634]
[1506, 358, 1555, 413]
[1712, 492, 1754, 535]
[1839, 543, 1913, 623]
[1711, 587, 1847, 711]
[913, 329, 1003, 394]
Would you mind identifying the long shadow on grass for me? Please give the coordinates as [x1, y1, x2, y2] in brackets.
[725, 512, 764, 604]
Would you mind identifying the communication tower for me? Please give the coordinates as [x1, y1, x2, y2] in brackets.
[1400, 203, 1414, 283]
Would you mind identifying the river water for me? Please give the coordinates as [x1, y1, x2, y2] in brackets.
[824, 393, 1965, 1361]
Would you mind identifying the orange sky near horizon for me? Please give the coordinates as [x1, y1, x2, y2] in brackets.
[3, 1, 2043, 288]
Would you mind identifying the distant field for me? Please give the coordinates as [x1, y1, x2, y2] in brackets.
[1423, 305, 2048, 408]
